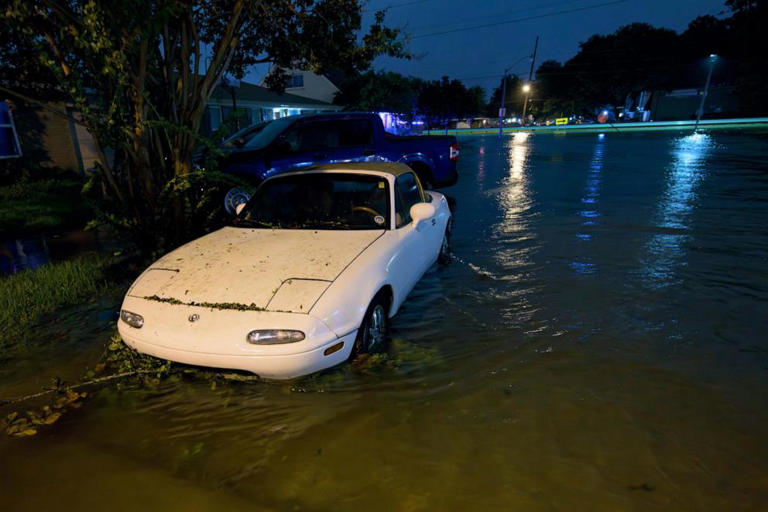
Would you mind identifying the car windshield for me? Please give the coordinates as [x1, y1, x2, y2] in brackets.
[221, 117, 297, 150]
[234, 173, 390, 230]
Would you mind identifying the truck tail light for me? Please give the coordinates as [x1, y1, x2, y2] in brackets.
[449, 143, 459, 161]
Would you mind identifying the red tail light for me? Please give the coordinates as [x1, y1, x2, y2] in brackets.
[449, 143, 459, 161]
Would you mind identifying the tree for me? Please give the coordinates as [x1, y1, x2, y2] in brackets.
[334, 71, 424, 116]
[533, 3, 768, 117]
[532, 60, 571, 118]
[418, 76, 485, 128]
[1, 0, 408, 249]
[486, 74, 522, 118]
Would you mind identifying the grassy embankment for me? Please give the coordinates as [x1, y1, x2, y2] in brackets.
[0, 255, 120, 345]
[0, 178, 90, 236]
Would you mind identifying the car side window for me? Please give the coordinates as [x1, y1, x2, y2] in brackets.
[394, 172, 423, 228]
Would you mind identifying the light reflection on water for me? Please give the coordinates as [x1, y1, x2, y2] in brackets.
[2, 131, 768, 511]
[643, 133, 714, 286]
[572, 137, 605, 274]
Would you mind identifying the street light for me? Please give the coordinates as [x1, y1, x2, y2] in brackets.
[521, 83, 532, 126]
[694, 54, 717, 132]
[498, 68, 514, 137]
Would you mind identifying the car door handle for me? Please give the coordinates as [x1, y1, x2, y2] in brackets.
[362, 150, 376, 156]
[313, 153, 327, 159]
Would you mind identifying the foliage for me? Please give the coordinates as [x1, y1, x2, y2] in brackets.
[335, 71, 486, 126]
[4, 389, 87, 437]
[2, 332, 172, 437]
[486, 74, 524, 118]
[150, 169, 253, 249]
[0, 1, 409, 252]
[335, 70, 423, 116]
[0, 255, 114, 345]
[418, 76, 486, 128]
[0, 177, 90, 235]
[144, 294, 266, 311]
[534, 2, 768, 117]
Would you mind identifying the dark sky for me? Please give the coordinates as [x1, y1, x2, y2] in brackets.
[362, 0, 726, 94]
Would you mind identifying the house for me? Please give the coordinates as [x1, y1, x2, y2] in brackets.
[202, 78, 340, 136]
[259, 68, 342, 104]
[6, 78, 341, 174]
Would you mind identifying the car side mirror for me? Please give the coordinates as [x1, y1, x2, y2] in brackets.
[410, 202, 436, 228]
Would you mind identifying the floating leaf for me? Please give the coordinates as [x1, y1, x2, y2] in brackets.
[12, 428, 37, 437]
[43, 412, 62, 425]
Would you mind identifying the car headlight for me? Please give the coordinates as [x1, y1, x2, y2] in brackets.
[246, 329, 305, 345]
[120, 310, 144, 328]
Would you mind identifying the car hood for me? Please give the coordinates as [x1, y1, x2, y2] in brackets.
[127, 227, 383, 313]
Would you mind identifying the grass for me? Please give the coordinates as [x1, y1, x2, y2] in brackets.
[0, 178, 90, 236]
[0, 255, 114, 345]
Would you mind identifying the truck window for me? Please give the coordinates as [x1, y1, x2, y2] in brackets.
[337, 119, 373, 147]
[293, 121, 339, 153]
[394, 172, 423, 228]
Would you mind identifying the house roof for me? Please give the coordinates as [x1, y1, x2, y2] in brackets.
[209, 80, 335, 107]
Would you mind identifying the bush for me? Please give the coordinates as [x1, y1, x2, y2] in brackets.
[0, 177, 90, 236]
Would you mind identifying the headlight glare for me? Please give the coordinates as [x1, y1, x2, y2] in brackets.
[246, 329, 305, 345]
[120, 310, 144, 328]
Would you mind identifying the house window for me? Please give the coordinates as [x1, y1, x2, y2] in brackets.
[0, 101, 22, 159]
[287, 74, 304, 88]
[208, 106, 222, 132]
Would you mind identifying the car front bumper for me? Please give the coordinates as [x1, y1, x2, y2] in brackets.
[117, 296, 357, 380]
[119, 322, 357, 380]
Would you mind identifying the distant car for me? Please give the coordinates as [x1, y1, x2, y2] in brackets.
[218, 112, 459, 190]
[118, 163, 452, 379]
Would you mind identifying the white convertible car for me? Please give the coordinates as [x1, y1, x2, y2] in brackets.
[118, 163, 452, 379]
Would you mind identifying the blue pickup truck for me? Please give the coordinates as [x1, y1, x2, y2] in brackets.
[219, 112, 459, 189]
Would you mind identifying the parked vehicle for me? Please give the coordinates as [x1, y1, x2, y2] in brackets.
[118, 163, 452, 379]
[219, 112, 459, 190]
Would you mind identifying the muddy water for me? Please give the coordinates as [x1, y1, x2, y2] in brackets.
[2, 131, 768, 511]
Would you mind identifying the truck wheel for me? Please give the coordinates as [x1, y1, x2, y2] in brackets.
[353, 294, 390, 356]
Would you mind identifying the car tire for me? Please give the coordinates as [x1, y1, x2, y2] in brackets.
[437, 220, 452, 266]
[352, 294, 390, 356]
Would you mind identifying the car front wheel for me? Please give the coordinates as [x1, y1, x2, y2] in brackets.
[438, 221, 452, 265]
[353, 295, 390, 356]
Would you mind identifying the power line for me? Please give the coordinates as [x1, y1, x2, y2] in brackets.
[411, 0, 630, 39]
[375, 0, 435, 10]
[409, 0, 593, 32]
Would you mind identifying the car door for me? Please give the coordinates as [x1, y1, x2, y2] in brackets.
[389, 172, 438, 298]
[265, 118, 374, 173]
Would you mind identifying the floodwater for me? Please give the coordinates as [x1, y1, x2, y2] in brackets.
[0, 229, 111, 275]
[2, 131, 768, 511]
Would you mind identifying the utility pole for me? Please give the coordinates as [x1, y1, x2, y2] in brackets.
[498, 72, 508, 138]
[527, 36, 539, 83]
[521, 36, 539, 126]
[694, 54, 717, 132]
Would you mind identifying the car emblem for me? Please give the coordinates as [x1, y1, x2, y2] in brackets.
[188, 313, 200, 323]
